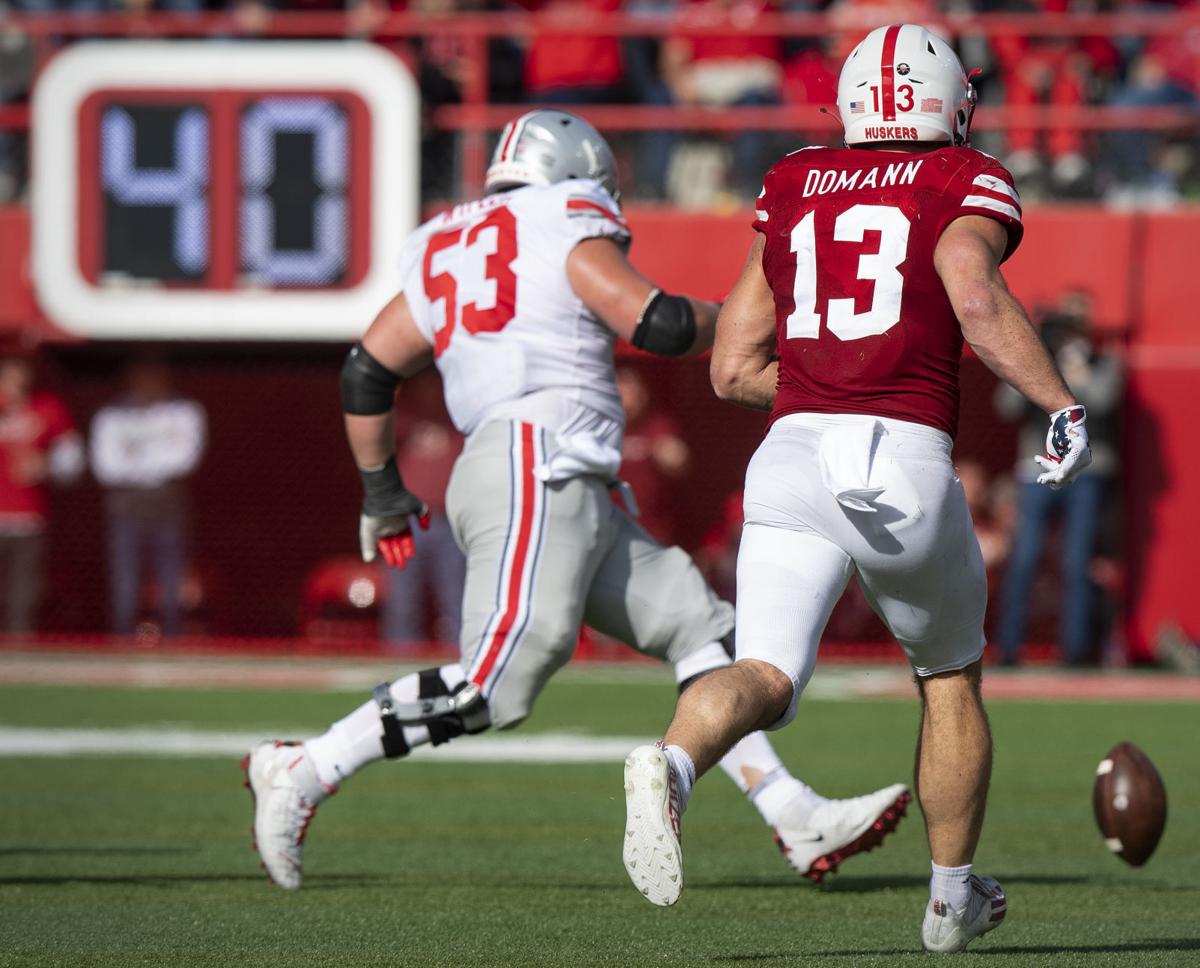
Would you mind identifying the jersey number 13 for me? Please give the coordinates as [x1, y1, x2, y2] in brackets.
[786, 203, 911, 342]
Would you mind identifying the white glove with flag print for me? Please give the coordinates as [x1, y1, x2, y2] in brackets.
[1034, 404, 1091, 490]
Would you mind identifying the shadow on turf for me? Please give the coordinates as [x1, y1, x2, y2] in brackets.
[699, 874, 1094, 893]
[981, 940, 1200, 956]
[815, 940, 1200, 959]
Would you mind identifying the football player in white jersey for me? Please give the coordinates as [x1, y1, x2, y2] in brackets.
[244, 110, 908, 892]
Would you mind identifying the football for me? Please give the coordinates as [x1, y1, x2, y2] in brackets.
[1093, 742, 1168, 867]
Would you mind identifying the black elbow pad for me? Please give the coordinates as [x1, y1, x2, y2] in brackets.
[341, 344, 402, 415]
[631, 290, 696, 357]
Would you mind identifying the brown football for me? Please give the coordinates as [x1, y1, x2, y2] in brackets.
[1093, 742, 1168, 867]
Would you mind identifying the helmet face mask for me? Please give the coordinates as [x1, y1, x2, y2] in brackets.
[485, 110, 620, 200]
[836, 24, 974, 149]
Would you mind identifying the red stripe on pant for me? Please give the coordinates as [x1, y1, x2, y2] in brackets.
[880, 24, 901, 122]
[471, 423, 538, 688]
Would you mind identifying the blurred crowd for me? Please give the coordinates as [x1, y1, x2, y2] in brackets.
[1, 0, 1199, 203]
[0, 315, 1169, 667]
[0, 344, 206, 640]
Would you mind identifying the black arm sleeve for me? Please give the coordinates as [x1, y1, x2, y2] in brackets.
[631, 290, 697, 358]
[340, 344, 402, 415]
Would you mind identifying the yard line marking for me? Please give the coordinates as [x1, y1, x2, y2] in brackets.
[0, 727, 652, 762]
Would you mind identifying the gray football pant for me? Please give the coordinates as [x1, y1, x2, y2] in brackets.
[445, 420, 734, 729]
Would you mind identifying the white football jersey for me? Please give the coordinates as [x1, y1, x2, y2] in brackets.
[401, 179, 631, 474]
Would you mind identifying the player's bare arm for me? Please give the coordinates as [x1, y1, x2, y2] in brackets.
[341, 292, 434, 567]
[344, 291, 434, 469]
[710, 235, 777, 411]
[936, 216, 1072, 413]
[936, 215, 1091, 488]
[565, 237, 720, 356]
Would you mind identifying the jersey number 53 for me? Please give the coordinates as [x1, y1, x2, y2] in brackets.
[422, 206, 519, 357]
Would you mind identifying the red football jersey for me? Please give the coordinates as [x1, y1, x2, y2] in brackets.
[753, 145, 1022, 437]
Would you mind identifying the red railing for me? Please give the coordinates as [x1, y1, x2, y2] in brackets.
[3, 10, 1199, 197]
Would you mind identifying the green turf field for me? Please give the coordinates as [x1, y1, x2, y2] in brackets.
[1, 675, 1197, 967]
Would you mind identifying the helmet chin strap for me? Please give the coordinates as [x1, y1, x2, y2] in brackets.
[818, 106, 848, 147]
[957, 68, 983, 147]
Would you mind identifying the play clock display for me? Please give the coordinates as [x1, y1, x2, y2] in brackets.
[33, 42, 418, 340]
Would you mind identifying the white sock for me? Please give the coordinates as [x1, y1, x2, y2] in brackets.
[278, 745, 335, 804]
[930, 862, 973, 911]
[751, 770, 828, 828]
[303, 663, 466, 789]
[660, 743, 696, 813]
[715, 731, 828, 827]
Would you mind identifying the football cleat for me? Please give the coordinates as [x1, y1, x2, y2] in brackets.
[622, 744, 684, 907]
[241, 741, 333, 890]
[921, 875, 1007, 953]
[774, 783, 911, 882]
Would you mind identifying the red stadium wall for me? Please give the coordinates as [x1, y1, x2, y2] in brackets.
[0, 205, 1194, 657]
[622, 206, 1198, 660]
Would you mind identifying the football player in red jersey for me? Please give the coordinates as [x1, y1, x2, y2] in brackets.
[622, 25, 1091, 951]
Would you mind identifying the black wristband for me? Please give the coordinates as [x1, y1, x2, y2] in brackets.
[359, 457, 418, 517]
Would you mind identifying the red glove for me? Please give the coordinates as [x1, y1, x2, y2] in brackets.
[358, 457, 430, 569]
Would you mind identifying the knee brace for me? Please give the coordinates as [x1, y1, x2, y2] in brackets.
[373, 669, 491, 758]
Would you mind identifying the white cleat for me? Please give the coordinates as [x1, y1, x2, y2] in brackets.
[241, 741, 332, 890]
[774, 783, 911, 882]
[622, 744, 684, 907]
[921, 875, 1007, 953]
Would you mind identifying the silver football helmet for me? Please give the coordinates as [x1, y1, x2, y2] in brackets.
[485, 110, 619, 200]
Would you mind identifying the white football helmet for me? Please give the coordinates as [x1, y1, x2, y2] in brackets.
[485, 110, 620, 199]
[836, 24, 976, 147]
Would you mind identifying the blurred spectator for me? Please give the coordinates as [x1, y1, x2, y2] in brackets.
[0, 3, 39, 203]
[661, 0, 784, 197]
[616, 366, 689, 544]
[956, 457, 1011, 574]
[112, 0, 203, 17]
[694, 489, 743, 604]
[524, 0, 624, 103]
[987, 0, 1120, 195]
[781, 39, 838, 108]
[382, 406, 465, 648]
[1105, 52, 1199, 205]
[993, 292, 1123, 666]
[825, 0, 942, 63]
[356, 0, 524, 199]
[623, 0, 679, 198]
[90, 357, 206, 638]
[0, 347, 84, 633]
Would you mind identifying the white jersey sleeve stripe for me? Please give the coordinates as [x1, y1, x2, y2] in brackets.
[566, 197, 626, 229]
[972, 174, 1021, 206]
[962, 194, 1021, 222]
